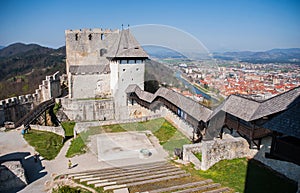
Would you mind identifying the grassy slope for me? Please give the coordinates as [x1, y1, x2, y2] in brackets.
[61, 121, 75, 137]
[23, 129, 64, 160]
[182, 158, 297, 193]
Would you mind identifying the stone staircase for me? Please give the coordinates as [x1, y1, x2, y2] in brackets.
[66, 161, 230, 193]
[14, 98, 55, 128]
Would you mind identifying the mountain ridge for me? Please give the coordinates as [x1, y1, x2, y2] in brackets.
[0, 43, 66, 99]
[213, 48, 300, 64]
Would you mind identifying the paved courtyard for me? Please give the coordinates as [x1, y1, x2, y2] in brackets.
[97, 132, 159, 161]
[0, 129, 168, 192]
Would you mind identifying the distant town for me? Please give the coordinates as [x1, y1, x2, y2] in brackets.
[156, 58, 300, 107]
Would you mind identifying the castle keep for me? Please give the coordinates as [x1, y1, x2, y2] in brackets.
[63, 28, 148, 120]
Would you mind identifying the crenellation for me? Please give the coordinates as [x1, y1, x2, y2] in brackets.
[11, 97, 18, 105]
[18, 95, 25, 103]
[0, 72, 61, 126]
[53, 71, 60, 80]
[65, 28, 119, 34]
[6, 98, 12, 104]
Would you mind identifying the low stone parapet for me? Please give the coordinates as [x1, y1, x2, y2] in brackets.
[29, 125, 65, 137]
[183, 135, 250, 170]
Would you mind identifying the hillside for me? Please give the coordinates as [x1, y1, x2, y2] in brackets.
[213, 48, 300, 64]
[0, 43, 66, 100]
[145, 59, 184, 92]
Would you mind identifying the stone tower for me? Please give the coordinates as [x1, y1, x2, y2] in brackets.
[65, 27, 148, 119]
[65, 28, 119, 99]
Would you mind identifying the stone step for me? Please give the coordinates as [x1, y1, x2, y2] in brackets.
[202, 187, 231, 193]
[103, 173, 191, 191]
[69, 161, 170, 178]
[172, 183, 221, 193]
[76, 165, 176, 180]
[68, 161, 168, 177]
[148, 179, 214, 193]
[95, 170, 186, 187]
[113, 188, 129, 193]
[86, 167, 181, 184]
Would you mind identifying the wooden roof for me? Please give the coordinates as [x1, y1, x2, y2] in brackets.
[107, 29, 148, 59]
[263, 102, 300, 139]
[210, 86, 300, 122]
[126, 84, 212, 122]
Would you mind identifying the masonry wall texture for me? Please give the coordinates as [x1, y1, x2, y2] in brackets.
[183, 135, 250, 170]
[0, 72, 61, 126]
[29, 125, 65, 137]
[65, 28, 119, 70]
[60, 98, 115, 121]
[71, 73, 110, 99]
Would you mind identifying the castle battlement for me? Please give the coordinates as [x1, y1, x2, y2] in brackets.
[0, 72, 62, 125]
[65, 28, 119, 34]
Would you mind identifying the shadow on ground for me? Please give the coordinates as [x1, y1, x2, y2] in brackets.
[244, 159, 297, 193]
[0, 152, 47, 193]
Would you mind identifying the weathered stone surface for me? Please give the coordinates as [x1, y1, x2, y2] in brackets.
[201, 136, 249, 170]
[71, 73, 111, 99]
[183, 135, 250, 171]
[253, 137, 300, 182]
[61, 98, 115, 122]
[0, 161, 27, 192]
[29, 124, 65, 137]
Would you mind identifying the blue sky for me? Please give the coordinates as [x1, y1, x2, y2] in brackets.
[0, 0, 299, 51]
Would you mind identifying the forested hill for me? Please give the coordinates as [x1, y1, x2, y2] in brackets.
[0, 43, 66, 100]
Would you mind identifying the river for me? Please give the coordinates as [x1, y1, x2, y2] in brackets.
[175, 71, 212, 100]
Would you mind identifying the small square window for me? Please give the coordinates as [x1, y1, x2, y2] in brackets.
[136, 68, 139, 71]
[123, 69, 126, 71]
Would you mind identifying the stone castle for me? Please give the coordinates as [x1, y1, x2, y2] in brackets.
[0, 28, 149, 126]
[62, 28, 148, 120]
[65, 28, 147, 100]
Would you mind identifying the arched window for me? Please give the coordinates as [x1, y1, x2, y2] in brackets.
[88, 34, 92, 40]
[75, 33, 78, 41]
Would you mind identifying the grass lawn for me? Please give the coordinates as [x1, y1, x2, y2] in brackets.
[61, 121, 75, 137]
[193, 152, 202, 161]
[66, 118, 190, 157]
[23, 129, 64, 160]
[181, 158, 297, 193]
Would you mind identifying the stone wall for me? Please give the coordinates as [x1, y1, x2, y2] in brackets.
[70, 73, 111, 99]
[65, 28, 119, 72]
[183, 135, 250, 170]
[29, 125, 65, 137]
[0, 161, 27, 192]
[0, 72, 61, 126]
[74, 114, 161, 136]
[160, 106, 194, 139]
[253, 137, 300, 182]
[60, 98, 115, 122]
